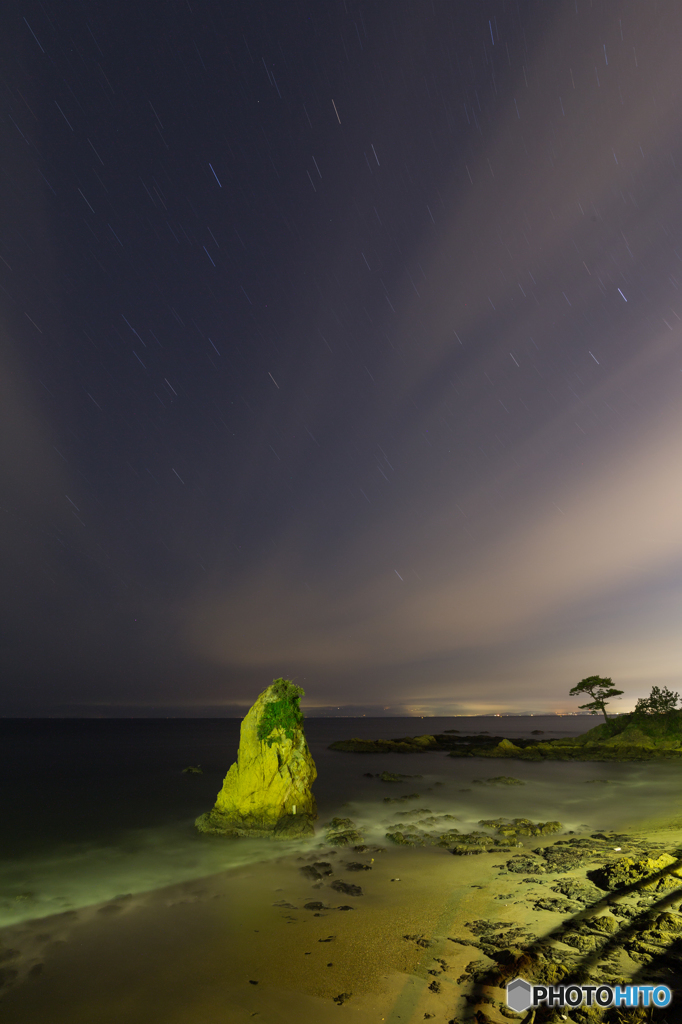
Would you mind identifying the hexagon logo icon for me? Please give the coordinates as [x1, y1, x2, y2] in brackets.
[507, 977, 533, 1013]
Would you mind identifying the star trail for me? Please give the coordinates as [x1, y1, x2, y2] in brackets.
[3, 0, 682, 717]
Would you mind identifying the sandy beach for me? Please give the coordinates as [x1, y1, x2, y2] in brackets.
[3, 812, 682, 1024]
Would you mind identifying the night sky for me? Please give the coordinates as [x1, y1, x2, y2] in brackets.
[3, 1, 682, 717]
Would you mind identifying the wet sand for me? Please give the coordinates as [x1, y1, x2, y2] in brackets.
[0, 842, 490, 1023]
[3, 817, 682, 1024]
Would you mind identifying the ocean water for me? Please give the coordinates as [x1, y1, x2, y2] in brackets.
[1, 715, 681, 929]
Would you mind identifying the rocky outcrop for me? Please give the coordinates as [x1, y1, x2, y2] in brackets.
[589, 852, 682, 892]
[381, 812, 561, 851]
[324, 816, 364, 846]
[329, 734, 440, 753]
[473, 775, 524, 785]
[195, 678, 317, 839]
[478, 817, 562, 837]
[488, 738, 522, 756]
[330, 712, 682, 761]
[537, 710, 682, 760]
[451, 835, 682, 1011]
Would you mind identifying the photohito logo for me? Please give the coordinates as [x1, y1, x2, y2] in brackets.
[506, 977, 672, 1012]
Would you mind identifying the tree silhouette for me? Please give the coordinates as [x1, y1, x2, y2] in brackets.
[634, 684, 680, 715]
[569, 675, 623, 722]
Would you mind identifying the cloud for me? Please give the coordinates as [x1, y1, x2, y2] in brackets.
[185, 386, 682, 695]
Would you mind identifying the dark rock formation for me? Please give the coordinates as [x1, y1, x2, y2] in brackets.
[478, 818, 562, 837]
[329, 734, 440, 753]
[324, 817, 364, 846]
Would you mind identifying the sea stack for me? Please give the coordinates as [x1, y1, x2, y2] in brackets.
[195, 678, 317, 838]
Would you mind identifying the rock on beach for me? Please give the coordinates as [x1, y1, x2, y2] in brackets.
[195, 679, 317, 838]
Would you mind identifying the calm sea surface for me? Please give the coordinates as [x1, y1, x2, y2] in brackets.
[1, 715, 681, 926]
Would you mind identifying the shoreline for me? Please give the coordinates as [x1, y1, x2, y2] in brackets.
[2, 816, 682, 1023]
[328, 710, 682, 763]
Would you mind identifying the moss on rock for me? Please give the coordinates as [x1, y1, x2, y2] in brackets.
[256, 678, 304, 746]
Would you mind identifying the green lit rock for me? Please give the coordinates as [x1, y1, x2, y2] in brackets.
[195, 678, 317, 839]
[587, 914, 618, 934]
[492, 738, 522, 754]
[386, 830, 427, 846]
[325, 816, 364, 846]
[602, 726, 655, 748]
[547, 710, 682, 760]
[463, 737, 527, 758]
[479, 818, 562, 838]
[473, 776, 525, 786]
[384, 812, 463, 847]
[589, 853, 682, 892]
[407, 734, 439, 747]
[653, 911, 682, 933]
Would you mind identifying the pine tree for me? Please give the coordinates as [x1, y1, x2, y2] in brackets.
[569, 676, 624, 722]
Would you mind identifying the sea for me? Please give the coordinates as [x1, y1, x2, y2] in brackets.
[1, 714, 681, 930]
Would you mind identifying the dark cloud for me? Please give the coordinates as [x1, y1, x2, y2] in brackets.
[3, 1, 682, 715]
